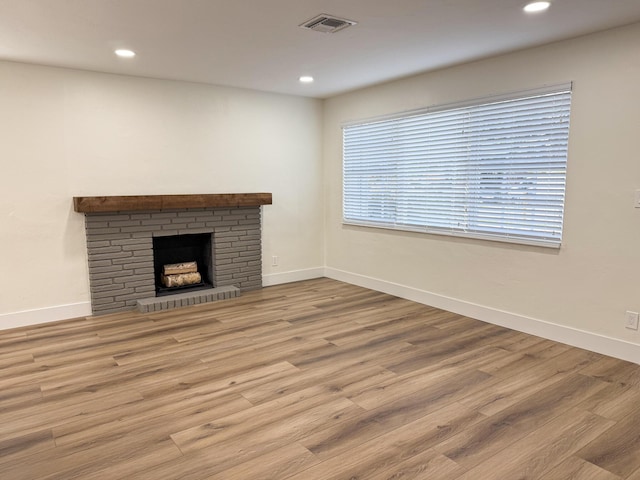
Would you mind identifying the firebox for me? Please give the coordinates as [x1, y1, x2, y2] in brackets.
[152, 233, 214, 296]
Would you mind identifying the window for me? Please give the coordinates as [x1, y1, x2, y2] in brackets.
[343, 84, 572, 248]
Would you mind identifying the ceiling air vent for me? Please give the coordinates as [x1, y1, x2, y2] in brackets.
[299, 14, 357, 34]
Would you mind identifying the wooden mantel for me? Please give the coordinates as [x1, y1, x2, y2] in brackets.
[73, 193, 272, 213]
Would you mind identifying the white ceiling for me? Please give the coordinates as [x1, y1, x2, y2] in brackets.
[1, 0, 640, 99]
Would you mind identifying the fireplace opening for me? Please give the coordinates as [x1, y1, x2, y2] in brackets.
[152, 233, 214, 297]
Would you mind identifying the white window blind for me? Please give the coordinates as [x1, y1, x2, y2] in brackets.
[343, 84, 572, 248]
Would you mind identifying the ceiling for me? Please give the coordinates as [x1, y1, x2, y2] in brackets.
[1, 1, 640, 99]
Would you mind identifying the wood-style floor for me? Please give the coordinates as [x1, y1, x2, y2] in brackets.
[2, 278, 640, 479]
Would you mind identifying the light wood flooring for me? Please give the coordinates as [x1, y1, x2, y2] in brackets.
[2, 278, 640, 479]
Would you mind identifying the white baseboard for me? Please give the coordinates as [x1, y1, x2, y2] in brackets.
[0, 302, 92, 331]
[325, 267, 640, 365]
[263, 267, 325, 287]
[5, 270, 638, 365]
[0, 268, 326, 331]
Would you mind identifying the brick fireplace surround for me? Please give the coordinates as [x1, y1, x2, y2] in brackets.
[74, 194, 272, 315]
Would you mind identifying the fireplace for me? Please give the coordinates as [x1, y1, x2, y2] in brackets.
[153, 233, 213, 296]
[74, 193, 272, 315]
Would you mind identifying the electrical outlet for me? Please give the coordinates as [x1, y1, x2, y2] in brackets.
[272, 255, 278, 266]
[625, 311, 639, 330]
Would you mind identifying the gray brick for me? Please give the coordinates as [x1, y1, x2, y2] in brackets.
[122, 261, 153, 270]
[86, 227, 122, 235]
[86, 214, 129, 223]
[140, 218, 172, 226]
[86, 233, 131, 241]
[85, 220, 111, 228]
[90, 265, 124, 274]
[152, 212, 178, 218]
[240, 265, 261, 273]
[90, 278, 114, 287]
[233, 227, 260, 236]
[154, 230, 179, 237]
[208, 220, 238, 227]
[239, 250, 260, 257]
[152, 230, 178, 238]
[86, 240, 112, 248]
[93, 301, 126, 312]
[89, 267, 124, 285]
[109, 220, 141, 227]
[141, 303, 154, 313]
[88, 259, 113, 268]
[216, 252, 241, 260]
[192, 211, 215, 220]
[121, 225, 159, 233]
[132, 249, 153, 257]
[134, 267, 155, 275]
[213, 242, 232, 249]
[113, 275, 146, 284]
[215, 230, 242, 239]
[88, 245, 122, 255]
[130, 213, 152, 220]
[134, 282, 156, 295]
[225, 246, 249, 253]
[222, 215, 247, 223]
[131, 232, 153, 239]
[232, 239, 260, 248]
[92, 286, 133, 296]
[238, 219, 260, 226]
[112, 255, 152, 265]
[88, 251, 133, 261]
[234, 254, 260, 263]
[111, 238, 152, 246]
[93, 296, 118, 305]
[167, 223, 189, 230]
[91, 285, 121, 294]
[124, 279, 155, 288]
[178, 228, 214, 235]
[174, 215, 197, 223]
[242, 234, 262, 242]
[115, 293, 143, 302]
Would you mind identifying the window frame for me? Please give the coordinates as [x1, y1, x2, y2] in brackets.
[342, 83, 572, 248]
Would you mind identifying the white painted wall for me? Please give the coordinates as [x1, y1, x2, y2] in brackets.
[3, 22, 640, 361]
[0, 61, 324, 322]
[323, 23, 640, 348]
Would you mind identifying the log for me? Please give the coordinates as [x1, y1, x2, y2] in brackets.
[163, 261, 198, 275]
[161, 272, 202, 288]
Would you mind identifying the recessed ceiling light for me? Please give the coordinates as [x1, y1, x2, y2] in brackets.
[115, 49, 136, 58]
[299, 76, 314, 83]
[524, 1, 551, 13]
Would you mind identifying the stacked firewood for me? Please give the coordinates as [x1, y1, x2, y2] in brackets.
[161, 261, 201, 288]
